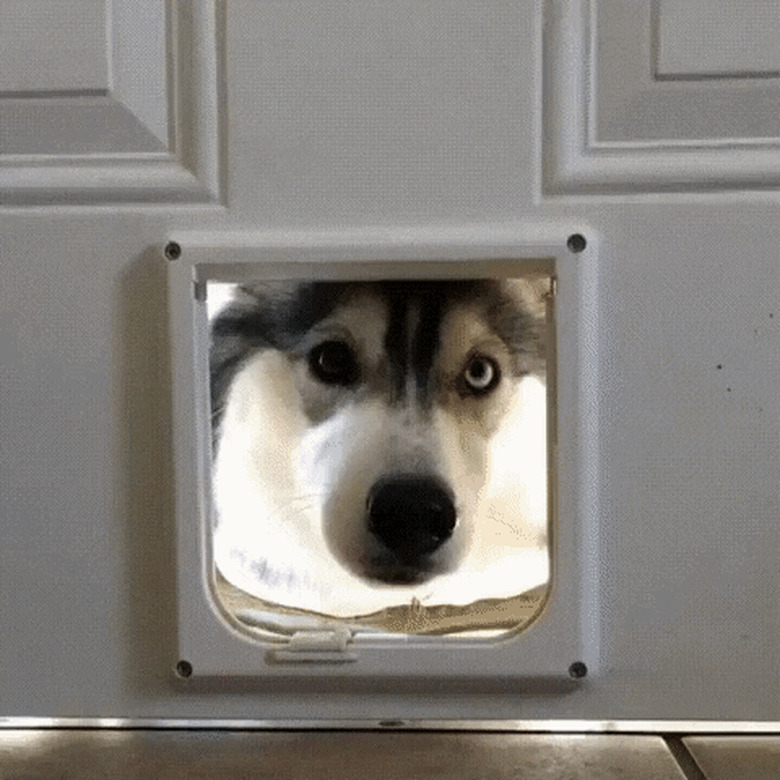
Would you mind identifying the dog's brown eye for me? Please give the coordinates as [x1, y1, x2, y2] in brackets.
[309, 340, 359, 385]
[462, 355, 500, 395]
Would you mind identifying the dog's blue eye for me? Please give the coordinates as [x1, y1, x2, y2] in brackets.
[309, 340, 359, 385]
[463, 355, 500, 395]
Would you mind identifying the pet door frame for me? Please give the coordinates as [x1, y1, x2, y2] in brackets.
[167, 229, 599, 688]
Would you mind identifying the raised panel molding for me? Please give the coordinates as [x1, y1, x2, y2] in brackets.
[657, 0, 780, 80]
[0, 0, 224, 205]
[543, 0, 780, 195]
[0, 0, 109, 94]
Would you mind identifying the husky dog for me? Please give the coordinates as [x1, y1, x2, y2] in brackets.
[209, 278, 550, 618]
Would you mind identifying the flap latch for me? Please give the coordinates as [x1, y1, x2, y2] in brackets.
[267, 626, 357, 664]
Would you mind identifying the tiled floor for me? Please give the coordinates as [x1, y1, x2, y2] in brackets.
[0, 730, 778, 779]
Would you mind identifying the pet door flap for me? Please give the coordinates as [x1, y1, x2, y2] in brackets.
[168, 236, 600, 683]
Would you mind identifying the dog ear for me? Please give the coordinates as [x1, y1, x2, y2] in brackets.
[209, 286, 279, 438]
[503, 277, 550, 320]
[495, 277, 551, 379]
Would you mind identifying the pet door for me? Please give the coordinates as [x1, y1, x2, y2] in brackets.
[207, 275, 552, 639]
[168, 236, 598, 683]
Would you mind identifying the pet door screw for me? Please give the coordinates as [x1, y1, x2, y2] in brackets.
[566, 233, 587, 253]
[164, 241, 182, 261]
[568, 661, 587, 679]
[175, 659, 193, 678]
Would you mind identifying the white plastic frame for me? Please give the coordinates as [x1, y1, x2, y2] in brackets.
[167, 228, 599, 686]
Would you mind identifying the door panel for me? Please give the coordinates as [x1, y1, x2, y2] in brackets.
[0, 0, 222, 202]
[0, 0, 777, 727]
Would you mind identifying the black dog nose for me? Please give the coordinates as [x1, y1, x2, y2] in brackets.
[367, 476, 456, 560]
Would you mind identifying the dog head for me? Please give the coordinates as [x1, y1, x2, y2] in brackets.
[210, 279, 549, 616]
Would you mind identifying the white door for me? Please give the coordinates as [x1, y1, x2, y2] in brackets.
[0, 0, 777, 727]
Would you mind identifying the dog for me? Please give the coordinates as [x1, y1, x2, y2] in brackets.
[208, 277, 550, 619]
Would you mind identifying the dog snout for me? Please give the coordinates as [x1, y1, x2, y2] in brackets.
[367, 476, 456, 560]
